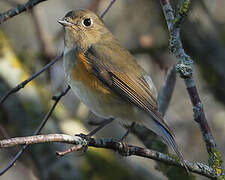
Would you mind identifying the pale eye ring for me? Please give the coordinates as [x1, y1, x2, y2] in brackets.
[82, 18, 93, 27]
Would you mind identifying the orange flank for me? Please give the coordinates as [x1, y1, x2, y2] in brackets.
[71, 52, 111, 95]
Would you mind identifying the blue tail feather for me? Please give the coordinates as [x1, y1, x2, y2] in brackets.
[155, 121, 189, 173]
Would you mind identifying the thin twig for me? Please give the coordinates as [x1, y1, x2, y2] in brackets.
[0, 85, 70, 175]
[56, 145, 83, 156]
[157, 66, 176, 116]
[159, 0, 224, 178]
[0, 0, 47, 24]
[87, 118, 114, 136]
[0, 133, 217, 179]
[0, 53, 62, 105]
[100, 0, 116, 18]
[0, 0, 118, 175]
[0, 0, 116, 104]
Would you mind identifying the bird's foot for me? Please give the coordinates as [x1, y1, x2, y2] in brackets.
[56, 133, 89, 156]
[75, 133, 92, 143]
[118, 138, 130, 156]
[118, 122, 136, 156]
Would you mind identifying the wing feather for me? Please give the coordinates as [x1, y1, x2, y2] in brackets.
[84, 44, 173, 136]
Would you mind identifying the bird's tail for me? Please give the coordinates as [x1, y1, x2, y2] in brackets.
[143, 115, 189, 174]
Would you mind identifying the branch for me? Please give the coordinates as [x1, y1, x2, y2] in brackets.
[157, 65, 176, 116]
[0, 85, 70, 175]
[0, 133, 217, 179]
[100, 0, 116, 18]
[0, 0, 117, 175]
[130, 65, 193, 179]
[0, 0, 47, 24]
[0, 53, 62, 105]
[159, 0, 224, 178]
[0, 0, 116, 105]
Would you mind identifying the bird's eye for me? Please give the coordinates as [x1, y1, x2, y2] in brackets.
[82, 18, 92, 27]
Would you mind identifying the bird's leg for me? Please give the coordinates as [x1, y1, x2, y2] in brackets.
[121, 122, 135, 142]
[119, 122, 135, 156]
[57, 118, 115, 156]
[76, 117, 115, 140]
[87, 117, 114, 136]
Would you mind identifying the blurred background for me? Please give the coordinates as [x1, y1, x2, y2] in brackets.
[0, 0, 225, 180]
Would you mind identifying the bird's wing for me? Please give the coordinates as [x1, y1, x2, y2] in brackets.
[81, 43, 191, 170]
[82, 43, 173, 136]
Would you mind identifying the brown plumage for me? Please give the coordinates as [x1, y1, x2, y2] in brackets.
[59, 9, 188, 171]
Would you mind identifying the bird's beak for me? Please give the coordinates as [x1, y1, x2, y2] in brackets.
[57, 19, 73, 27]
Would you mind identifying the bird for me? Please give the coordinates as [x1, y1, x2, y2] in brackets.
[58, 9, 188, 171]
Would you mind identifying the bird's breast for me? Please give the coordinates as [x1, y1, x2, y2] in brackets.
[63, 51, 120, 118]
